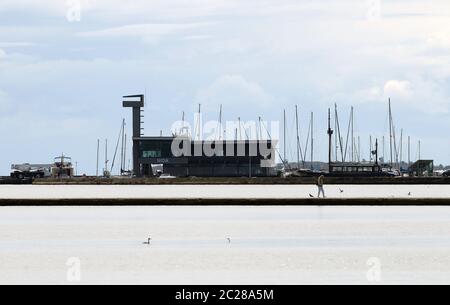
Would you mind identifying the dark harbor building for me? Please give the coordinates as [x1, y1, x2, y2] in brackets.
[123, 95, 277, 177]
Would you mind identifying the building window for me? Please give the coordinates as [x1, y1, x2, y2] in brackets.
[143, 150, 162, 158]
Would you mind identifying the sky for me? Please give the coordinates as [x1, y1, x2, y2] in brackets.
[0, 0, 449, 175]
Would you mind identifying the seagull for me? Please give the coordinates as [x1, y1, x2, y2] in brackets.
[143, 238, 152, 245]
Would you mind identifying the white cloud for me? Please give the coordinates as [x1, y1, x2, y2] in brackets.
[0, 42, 35, 48]
[352, 86, 383, 103]
[1, 0, 450, 168]
[0, 0, 64, 13]
[348, 77, 449, 115]
[77, 23, 213, 45]
[181, 35, 213, 41]
[384, 80, 414, 100]
[382, 79, 449, 114]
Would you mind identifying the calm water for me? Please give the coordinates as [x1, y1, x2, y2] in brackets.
[1, 206, 450, 284]
[1, 184, 450, 199]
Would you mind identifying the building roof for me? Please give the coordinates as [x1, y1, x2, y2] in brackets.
[135, 136, 273, 144]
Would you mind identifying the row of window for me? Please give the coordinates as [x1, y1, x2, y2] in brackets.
[332, 167, 378, 172]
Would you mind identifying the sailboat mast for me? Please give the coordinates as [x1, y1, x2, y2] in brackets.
[335, 104, 344, 163]
[199, 104, 202, 140]
[283, 110, 286, 166]
[104, 139, 108, 174]
[218, 104, 223, 141]
[181, 111, 185, 136]
[238, 117, 242, 141]
[408, 135, 411, 165]
[389, 98, 393, 168]
[295, 106, 300, 169]
[258, 116, 263, 141]
[418, 140, 421, 160]
[375, 138, 379, 166]
[123, 120, 126, 173]
[327, 108, 333, 173]
[96, 139, 100, 177]
[400, 129, 403, 168]
[334, 108, 338, 162]
[351, 107, 354, 162]
[120, 119, 125, 174]
[311, 112, 314, 170]
[358, 136, 361, 162]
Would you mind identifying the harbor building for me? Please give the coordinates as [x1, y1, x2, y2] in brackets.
[123, 95, 277, 177]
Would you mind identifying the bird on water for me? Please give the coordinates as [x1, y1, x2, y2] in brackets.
[143, 237, 152, 245]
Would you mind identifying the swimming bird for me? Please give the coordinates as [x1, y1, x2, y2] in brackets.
[309, 194, 314, 198]
[339, 188, 344, 193]
[408, 192, 412, 196]
[143, 238, 152, 245]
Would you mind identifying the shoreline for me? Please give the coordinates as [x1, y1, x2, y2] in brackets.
[1, 198, 450, 206]
[29, 176, 450, 185]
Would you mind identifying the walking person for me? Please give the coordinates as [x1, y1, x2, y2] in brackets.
[317, 175, 326, 198]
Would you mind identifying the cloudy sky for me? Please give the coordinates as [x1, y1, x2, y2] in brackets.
[0, 0, 449, 175]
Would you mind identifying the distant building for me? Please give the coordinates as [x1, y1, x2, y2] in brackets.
[137, 137, 276, 177]
[409, 160, 434, 177]
[123, 95, 276, 177]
